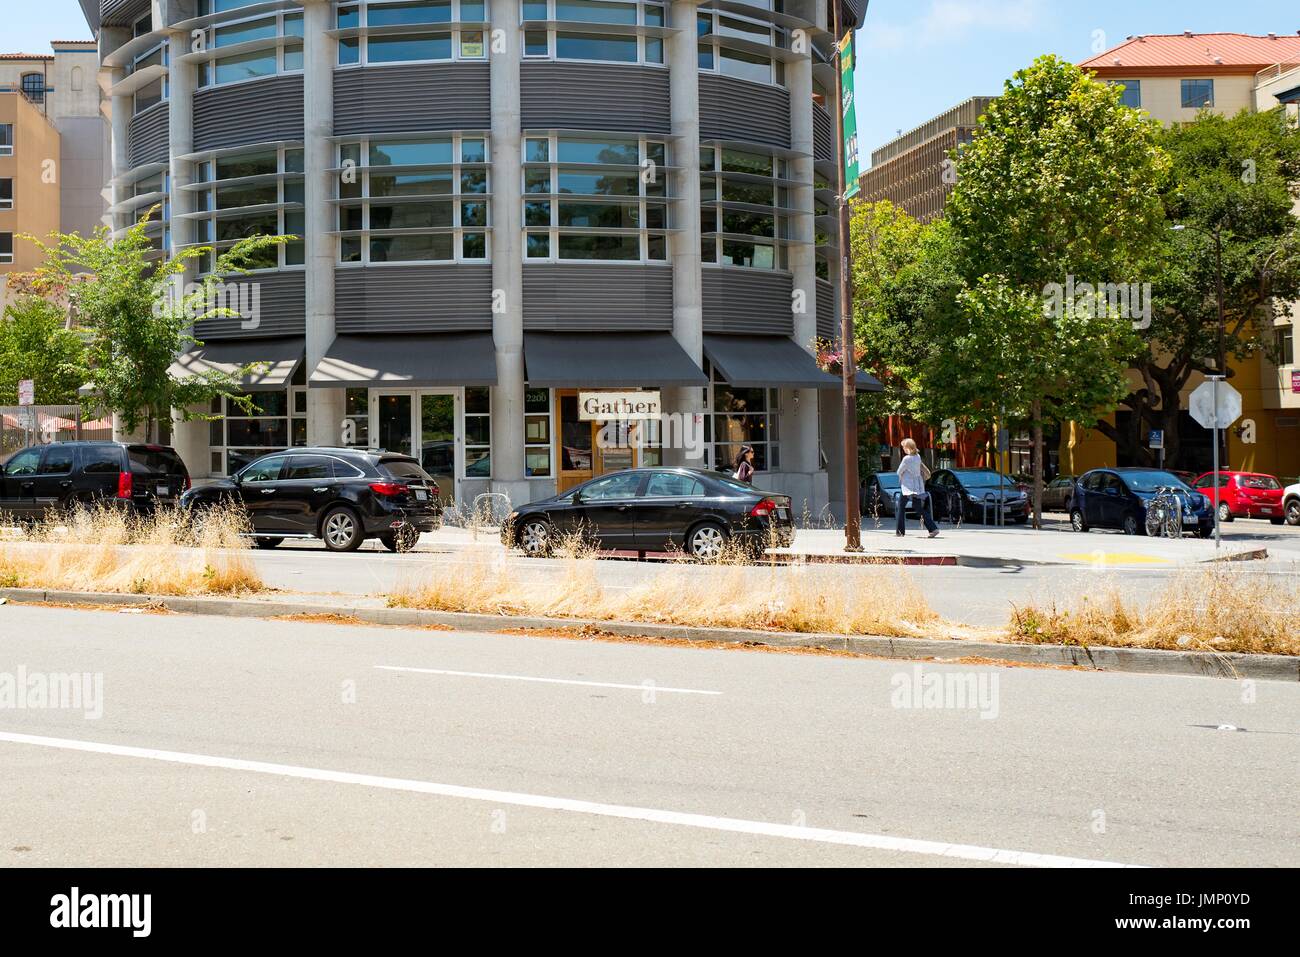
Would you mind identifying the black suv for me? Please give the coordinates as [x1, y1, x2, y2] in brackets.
[179, 447, 442, 552]
[1, 442, 189, 518]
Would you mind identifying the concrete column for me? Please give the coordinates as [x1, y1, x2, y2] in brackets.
[663, 0, 706, 468]
[166, 29, 211, 473]
[110, 90, 130, 232]
[489, 0, 529, 505]
[302, 0, 346, 444]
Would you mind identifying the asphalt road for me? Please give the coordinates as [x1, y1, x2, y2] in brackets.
[0, 605, 1296, 867]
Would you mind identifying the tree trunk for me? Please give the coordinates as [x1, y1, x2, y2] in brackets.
[1031, 399, 1043, 530]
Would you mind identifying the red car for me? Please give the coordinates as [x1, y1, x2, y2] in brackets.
[1191, 471, 1287, 524]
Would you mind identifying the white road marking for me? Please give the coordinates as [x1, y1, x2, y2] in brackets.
[374, 664, 721, 696]
[0, 730, 1138, 868]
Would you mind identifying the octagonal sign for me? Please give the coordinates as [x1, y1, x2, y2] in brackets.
[1189, 380, 1242, 431]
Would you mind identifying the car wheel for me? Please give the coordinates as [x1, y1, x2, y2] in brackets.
[379, 525, 419, 553]
[519, 518, 553, 558]
[686, 522, 728, 561]
[255, 537, 283, 549]
[1285, 500, 1300, 526]
[1217, 502, 1234, 523]
[1070, 509, 1089, 532]
[1123, 513, 1141, 536]
[320, 507, 364, 552]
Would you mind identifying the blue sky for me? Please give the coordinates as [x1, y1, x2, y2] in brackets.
[8, 0, 1298, 166]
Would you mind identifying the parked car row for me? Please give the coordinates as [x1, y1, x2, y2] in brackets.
[864, 468, 1029, 524]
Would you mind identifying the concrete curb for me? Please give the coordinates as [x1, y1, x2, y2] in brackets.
[3, 587, 1296, 683]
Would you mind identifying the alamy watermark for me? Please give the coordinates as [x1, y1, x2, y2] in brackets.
[595, 413, 706, 460]
[1043, 275, 1151, 330]
[890, 664, 999, 719]
[0, 666, 103, 719]
[153, 280, 262, 330]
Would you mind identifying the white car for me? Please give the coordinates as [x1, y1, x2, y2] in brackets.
[1284, 482, 1300, 526]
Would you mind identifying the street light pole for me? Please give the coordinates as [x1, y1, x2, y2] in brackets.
[831, 1, 861, 551]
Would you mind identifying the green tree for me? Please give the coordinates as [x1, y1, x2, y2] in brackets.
[1096, 107, 1300, 468]
[21, 211, 288, 440]
[0, 295, 90, 405]
[943, 54, 1170, 524]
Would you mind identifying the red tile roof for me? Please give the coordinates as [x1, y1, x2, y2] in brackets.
[0, 54, 54, 61]
[1081, 32, 1300, 76]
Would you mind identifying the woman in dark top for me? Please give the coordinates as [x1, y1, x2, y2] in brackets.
[733, 445, 756, 484]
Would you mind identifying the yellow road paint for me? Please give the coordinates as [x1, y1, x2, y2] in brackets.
[1060, 552, 1173, 565]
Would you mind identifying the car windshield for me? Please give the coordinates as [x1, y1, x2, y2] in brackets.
[955, 470, 1015, 488]
[1241, 475, 1281, 490]
[874, 473, 900, 489]
[1121, 470, 1192, 493]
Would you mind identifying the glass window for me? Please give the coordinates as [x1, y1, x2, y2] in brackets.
[285, 455, 333, 480]
[464, 386, 491, 478]
[214, 16, 277, 46]
[709, 368, 777, 471]
[644, 471, 703, 497]
[0, 179, 11, 210]
[80, 447, 122, 474]
[5, 448, 42, 476]
[1, 232, 15, 263]
[557, 137, 639, 165]
[368, 1, 452, 26]
[581, 472, 643, 500]
[370, 138, 455, 166]
[1112, 80, 1141, 109]
[1277, 325, 1294, 366]
[0, 124, 12, 156]
[555, 33, 638, 62]
[40, 447, 76, 474]
[368, 33, 453, 62]
[370, 233, 455, 261]
[557, 0, 637, 23]
[239, 455, 288, 482]
[558, 234, 640, 260]
[1182, 79, 1214, 109]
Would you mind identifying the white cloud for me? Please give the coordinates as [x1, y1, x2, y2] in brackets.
[868, 0, 1046, 51]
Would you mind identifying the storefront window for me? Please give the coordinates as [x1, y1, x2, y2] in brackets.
[343, 388, 369, 446]
[524, 388, 552, 477]
[707, 366, 778, 472]
[465, 387, 492, 477]
[209, 388, 307, 475]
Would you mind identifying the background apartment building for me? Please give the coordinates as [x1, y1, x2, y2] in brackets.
[0, 42, 110, 312]
[81, 0, 876, 518]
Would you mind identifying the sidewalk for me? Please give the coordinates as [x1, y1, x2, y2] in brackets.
[424, 520, 1280, 569]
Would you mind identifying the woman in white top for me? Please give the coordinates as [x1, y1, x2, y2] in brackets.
[895, 438, 939, 538]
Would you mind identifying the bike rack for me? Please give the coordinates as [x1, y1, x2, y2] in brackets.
[981, 492, 1001, 526]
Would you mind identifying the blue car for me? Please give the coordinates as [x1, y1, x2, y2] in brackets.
[1069, 468, 1213, 537]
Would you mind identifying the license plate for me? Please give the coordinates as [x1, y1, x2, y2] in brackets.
[157, 486, 170, 497]
[414, 488, 428, 501]
[1260, 507, 1273, 514]
[777, 507, 789, 521]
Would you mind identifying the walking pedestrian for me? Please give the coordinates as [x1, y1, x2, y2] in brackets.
[733, 445, 756, 485]
[896, 438, 939, 538]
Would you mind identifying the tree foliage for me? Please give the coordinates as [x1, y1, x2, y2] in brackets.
[20, 211, 288, 439]
[1098, 107, 1300, 467]
[0, 295, 89, 405]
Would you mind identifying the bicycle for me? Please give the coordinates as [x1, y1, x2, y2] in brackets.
[1144, 485, 1186, 539]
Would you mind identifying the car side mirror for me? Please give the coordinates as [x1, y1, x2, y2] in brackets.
[230, 472, 242, 485]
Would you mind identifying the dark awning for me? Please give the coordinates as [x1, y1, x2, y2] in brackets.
[169, 336, 304, 391]
[524, 332, 707, 388]
[309, 333, 498, 388]
[703, 335, 882, 391]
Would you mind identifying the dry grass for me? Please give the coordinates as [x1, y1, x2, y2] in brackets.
[389, 532, 941, 639]
[0, 505, 262, 596]
[1005, 568, 1300, 657]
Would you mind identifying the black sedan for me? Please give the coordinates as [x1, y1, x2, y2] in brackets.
[1070, 468, 1212, 537]
[503, 467, 795, 559]
[180, 447, 442, 552]
[927, 468, 1030, 524]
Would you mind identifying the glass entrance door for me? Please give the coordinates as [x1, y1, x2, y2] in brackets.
[372, 389, 461, 505]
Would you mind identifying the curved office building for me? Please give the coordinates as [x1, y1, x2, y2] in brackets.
[82, 0, 871, 514]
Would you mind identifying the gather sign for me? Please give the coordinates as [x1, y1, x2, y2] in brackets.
[578, 391, 662, 420]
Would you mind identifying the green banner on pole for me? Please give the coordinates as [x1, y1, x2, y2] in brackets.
[839, 30, 860, 198]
